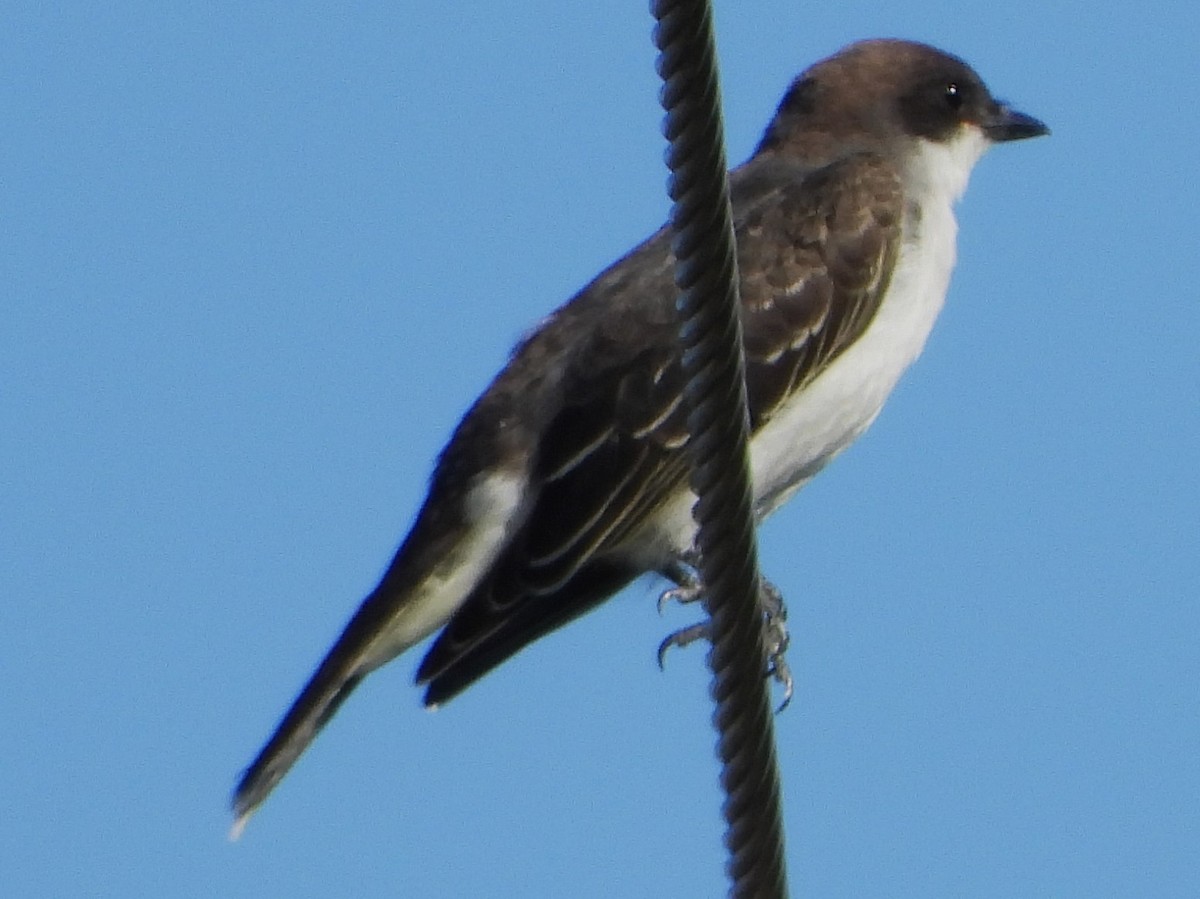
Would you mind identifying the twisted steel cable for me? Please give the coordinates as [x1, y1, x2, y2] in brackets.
[651, 2, 789, 896]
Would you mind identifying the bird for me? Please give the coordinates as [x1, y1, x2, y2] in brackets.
[231, 38, 1048, 834]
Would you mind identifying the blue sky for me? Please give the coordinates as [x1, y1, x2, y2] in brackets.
[4, 3, 1198, 896]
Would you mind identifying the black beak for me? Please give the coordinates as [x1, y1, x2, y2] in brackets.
[983, 103, 1050, 142]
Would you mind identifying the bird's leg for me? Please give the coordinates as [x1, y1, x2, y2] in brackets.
[656, 566, 794, 712]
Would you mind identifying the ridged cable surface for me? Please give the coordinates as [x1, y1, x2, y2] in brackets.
[651, 2, 789, 897]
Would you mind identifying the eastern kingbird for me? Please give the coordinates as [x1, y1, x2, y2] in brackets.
[232, 38, 1047, 833]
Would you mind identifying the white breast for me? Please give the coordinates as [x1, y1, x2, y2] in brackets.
[748, 192, 957, 514]
[643, 129, 989, 559]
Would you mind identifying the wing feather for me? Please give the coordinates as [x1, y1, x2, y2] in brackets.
[417, 151, 903, 700]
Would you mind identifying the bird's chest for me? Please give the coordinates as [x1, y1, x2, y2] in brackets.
[748, 199, 958, 515]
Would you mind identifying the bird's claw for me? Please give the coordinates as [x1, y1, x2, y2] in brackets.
[758, 580, 794, 711]
[657, 582, 704, 615]
[768, 648, 794, 713]
[657, 558, 704, 615]
[656, 573, 795, 712]
[657, 621, 709, 669]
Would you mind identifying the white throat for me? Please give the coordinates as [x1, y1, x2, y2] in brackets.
[905, 126, 991, 204]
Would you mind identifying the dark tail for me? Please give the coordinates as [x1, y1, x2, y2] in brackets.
[230, 658, 366, 838]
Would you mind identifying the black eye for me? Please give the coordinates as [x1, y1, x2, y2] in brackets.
[944, 82, 963, 110]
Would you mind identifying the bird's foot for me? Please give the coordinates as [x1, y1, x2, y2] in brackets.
[656, 620, 710, 668]
[760, 580, 794, 712]
[657, 555, 704, 614]
[656, 572, 794, 712]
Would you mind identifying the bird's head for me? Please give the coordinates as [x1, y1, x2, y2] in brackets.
[758, 39, 1049, 198]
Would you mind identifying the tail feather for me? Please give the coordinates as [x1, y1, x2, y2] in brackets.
[229, 473, 509, 833]
[230, 661, 366, 837]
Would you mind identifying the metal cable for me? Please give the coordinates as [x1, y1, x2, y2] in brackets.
[650, 2, 789, 896]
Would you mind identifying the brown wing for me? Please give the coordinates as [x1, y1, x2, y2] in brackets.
[739, 154, 902, 426]
[416, 152, 903, 704]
